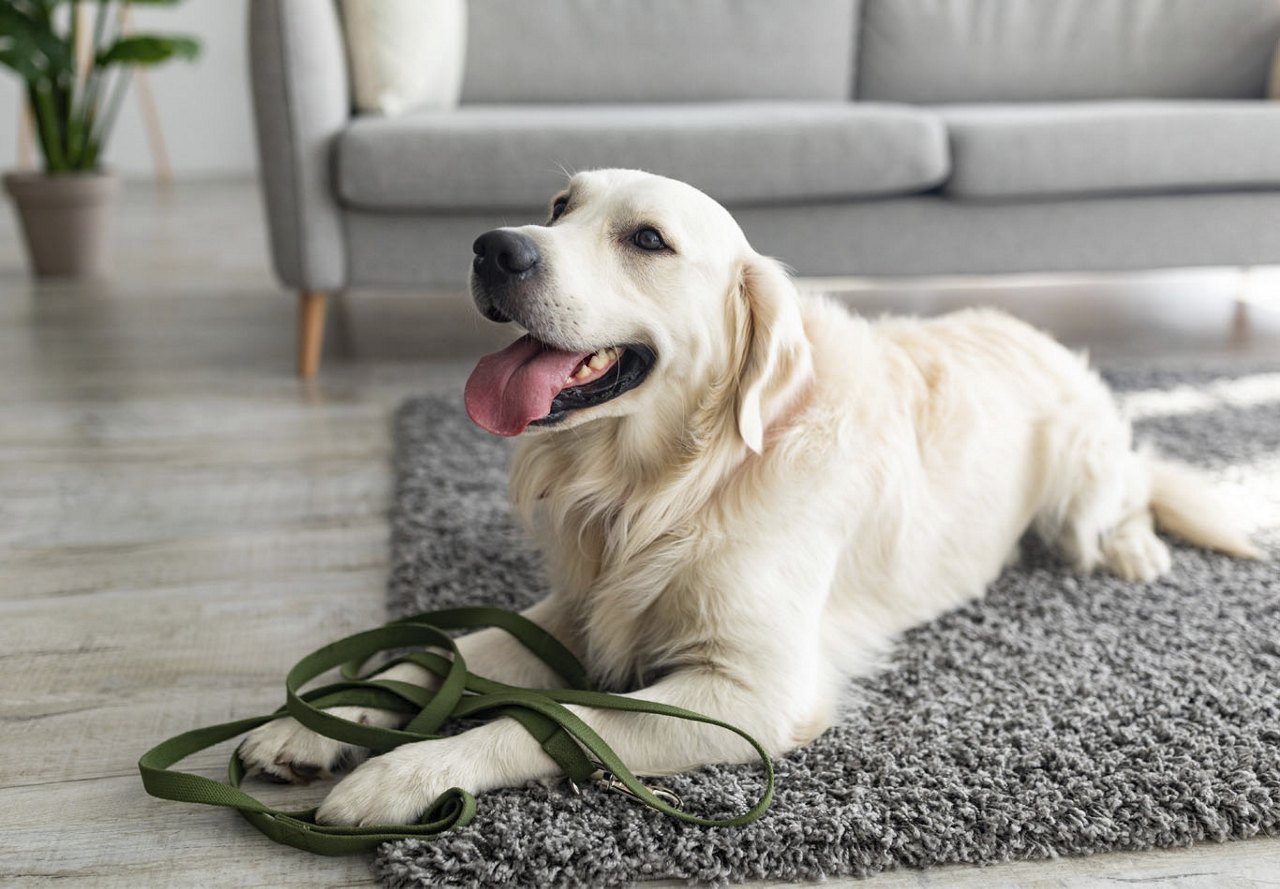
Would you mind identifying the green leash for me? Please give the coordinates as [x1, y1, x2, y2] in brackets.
[138, 606, 774, 855]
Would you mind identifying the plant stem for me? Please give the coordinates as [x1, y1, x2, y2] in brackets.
[80, 1, 133, 163]
[27, 84, 56, 171]
[33, 81, 69, 172]
[69, 0, 113, 169]
[92, 0, 111, 56]
[94, 64, 133, 159]
[66, 1, 85, 167]
[67, 0, 79, 77]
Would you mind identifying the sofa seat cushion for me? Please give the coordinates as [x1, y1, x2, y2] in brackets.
[336, 102, 949, 211]
[940, 101, 1280, 200]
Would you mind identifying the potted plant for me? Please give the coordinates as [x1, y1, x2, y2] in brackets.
[0, 0, 198, 277]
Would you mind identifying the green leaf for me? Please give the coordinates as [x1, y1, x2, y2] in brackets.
[0, 6, 73, 80]
[5, 1, 51, 27]
[95, 33, 199, 66]
[0, 45, 47, 81]
[2, 2, 42, 26]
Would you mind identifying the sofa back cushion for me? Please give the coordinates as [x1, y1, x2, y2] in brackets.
[460, 0, 860, 103]
[859, 0, 1280, 103]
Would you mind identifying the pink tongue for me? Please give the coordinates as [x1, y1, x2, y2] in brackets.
[464, 336, 592, 436]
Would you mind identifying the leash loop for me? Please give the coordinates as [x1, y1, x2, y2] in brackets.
[138, 606, 774, 855]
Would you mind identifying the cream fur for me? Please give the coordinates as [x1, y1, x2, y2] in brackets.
[238, 170, 1262, 826]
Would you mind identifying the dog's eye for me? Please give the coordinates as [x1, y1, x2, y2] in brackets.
[632, 227, 667, 251]
[549, 197, 568, 223]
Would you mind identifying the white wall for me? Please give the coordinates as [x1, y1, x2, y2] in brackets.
[0, 0, 258, 179]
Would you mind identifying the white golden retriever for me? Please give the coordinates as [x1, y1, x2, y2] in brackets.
[241, 169, 1262, 826]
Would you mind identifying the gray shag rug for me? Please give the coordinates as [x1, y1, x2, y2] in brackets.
[375, 359, 1280, 887]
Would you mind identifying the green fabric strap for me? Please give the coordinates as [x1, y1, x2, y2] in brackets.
[138, 606, 774, 856]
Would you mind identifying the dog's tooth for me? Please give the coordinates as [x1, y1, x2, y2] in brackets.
[587, 352, 608, 370]
[574, 365, 593, 379]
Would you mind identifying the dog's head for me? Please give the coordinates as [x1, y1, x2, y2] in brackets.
[464, 169, 811, 453]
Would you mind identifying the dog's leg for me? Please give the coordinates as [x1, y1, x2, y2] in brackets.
[316, 665, 821, 827]
[237, 597, 577, 784]
[1034, 387, 1173, 583]
[1061, 447, 1170, 583]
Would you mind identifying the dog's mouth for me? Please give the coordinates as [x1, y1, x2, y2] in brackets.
[464, 334, 656, 436]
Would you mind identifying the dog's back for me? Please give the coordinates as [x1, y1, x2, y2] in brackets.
[803, 301, 1261, 681]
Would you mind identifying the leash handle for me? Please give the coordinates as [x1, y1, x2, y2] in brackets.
[138, 606, 774, 855]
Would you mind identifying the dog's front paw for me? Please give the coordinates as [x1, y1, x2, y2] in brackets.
[315, 740, 466, 827]
[238, 708, 378, 785]
[1103, 527, 1172, 583]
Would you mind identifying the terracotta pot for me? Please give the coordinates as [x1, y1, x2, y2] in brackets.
[3, 170, 121, 278]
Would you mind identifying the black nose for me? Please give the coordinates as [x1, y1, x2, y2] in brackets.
[472, 229, 540, 280]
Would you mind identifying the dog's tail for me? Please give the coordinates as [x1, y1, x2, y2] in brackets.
[1148, 457, 1265, 560]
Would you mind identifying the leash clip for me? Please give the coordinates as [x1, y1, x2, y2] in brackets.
[604, 774, 684, 809]
[596, 769, 684, 809]
[565, 767, 683, 809]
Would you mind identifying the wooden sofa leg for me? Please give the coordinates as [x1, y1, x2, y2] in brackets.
[297, 290, 329, 378]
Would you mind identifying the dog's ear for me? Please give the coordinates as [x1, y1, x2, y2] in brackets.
[733, 255, 812, 454]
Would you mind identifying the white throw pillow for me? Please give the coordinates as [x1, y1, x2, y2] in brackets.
[340, 0, 466, 115]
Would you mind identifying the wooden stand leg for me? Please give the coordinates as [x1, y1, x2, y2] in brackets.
[1231, 298, 1250, 348]
[121, 4, 174, 189]
[297, 290, 328, 378]
[1231, 268, 1253, 349]
[135, 67, 174, 191]
[17, 102, 35, 169]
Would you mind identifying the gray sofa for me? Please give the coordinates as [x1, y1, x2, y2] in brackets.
[250, 0, 1280, 375]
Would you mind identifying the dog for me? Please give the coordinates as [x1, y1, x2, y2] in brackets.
[239, 169, 1263, 826]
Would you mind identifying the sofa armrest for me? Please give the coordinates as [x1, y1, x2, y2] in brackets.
[249, 0, 350, 291]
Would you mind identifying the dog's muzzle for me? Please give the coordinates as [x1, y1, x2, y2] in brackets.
[471, 229, 540, 323]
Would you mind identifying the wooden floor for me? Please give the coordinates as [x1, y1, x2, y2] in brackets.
[1, 182, 1277, 888]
